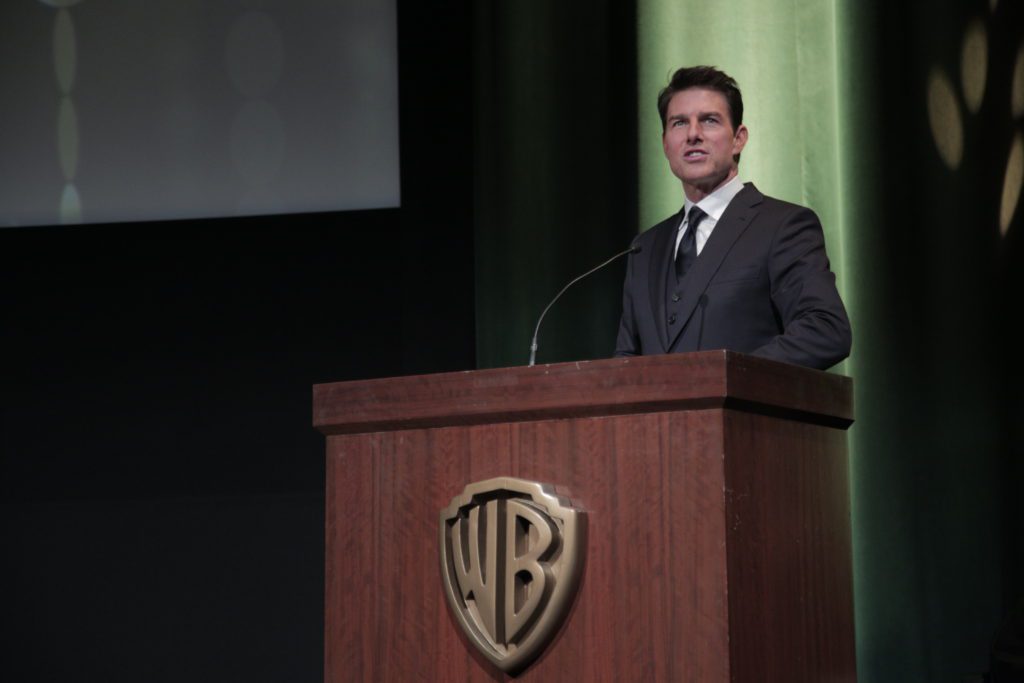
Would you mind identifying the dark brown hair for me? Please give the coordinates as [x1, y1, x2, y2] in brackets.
[657, 66, 744, 131]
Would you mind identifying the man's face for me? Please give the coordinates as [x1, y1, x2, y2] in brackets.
[662, 88, 748, 200]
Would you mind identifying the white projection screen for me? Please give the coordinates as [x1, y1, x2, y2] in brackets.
[0, 0, 400, 227]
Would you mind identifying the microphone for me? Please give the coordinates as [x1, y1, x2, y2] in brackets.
[528, 241, 641, 367]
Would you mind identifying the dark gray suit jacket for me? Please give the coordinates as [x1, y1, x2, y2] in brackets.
[615, 183, 851, 370]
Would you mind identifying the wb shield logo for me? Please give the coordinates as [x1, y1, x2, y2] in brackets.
[439, 477, 586, 675]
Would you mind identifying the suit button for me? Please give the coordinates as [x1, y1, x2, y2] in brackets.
[671, 292, 680, 302]
[668, 314, 676, 324]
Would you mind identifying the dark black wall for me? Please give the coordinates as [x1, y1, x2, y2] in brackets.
[0, 3, 474, 681]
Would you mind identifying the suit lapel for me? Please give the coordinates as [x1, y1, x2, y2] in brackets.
[666, 183, 764, 351]
[647, 209, 683, 353]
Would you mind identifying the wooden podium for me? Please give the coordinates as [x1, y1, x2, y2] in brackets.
[314, 351, 856, 682]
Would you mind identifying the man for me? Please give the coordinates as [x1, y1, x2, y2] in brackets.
[615, 66, 851, 370]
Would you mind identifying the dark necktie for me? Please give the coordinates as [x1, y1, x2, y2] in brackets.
[675, 206, 706, 280]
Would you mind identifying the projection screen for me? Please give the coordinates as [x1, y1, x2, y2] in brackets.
[0, 0, 400, 227]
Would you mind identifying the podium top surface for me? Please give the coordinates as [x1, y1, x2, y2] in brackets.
[313, 351, 853, 435]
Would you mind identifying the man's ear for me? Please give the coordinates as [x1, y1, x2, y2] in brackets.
[732, 124, 749, 156]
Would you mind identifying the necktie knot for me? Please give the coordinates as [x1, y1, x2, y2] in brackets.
[687, 205, 707, 232]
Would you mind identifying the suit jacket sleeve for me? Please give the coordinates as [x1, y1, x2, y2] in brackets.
[752, 205, 851, 369]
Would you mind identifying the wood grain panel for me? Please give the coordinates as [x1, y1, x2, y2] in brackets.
[314, 351, 852, 435]
[324, 434, 378, 682]
[325, 411, 741, 682]
[723, 410, 857, 682]
[319, 353, 856, 682]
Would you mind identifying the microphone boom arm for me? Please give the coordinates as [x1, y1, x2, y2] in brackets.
[528, 243, 638, 367]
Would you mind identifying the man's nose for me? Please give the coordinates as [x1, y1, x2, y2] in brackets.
[686, 121, 702, 141]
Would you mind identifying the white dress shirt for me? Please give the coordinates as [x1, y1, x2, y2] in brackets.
[674, 175, 745, 258]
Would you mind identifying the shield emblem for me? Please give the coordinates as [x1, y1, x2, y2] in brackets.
[439, 477, 586, 675]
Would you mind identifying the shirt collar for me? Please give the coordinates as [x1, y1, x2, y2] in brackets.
[685, 175, 745, 223]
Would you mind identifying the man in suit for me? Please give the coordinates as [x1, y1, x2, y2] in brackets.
[615, 66, 851, 370]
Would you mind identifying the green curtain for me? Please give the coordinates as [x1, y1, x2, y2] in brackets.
[638, 0, 846, 274]
[475, 0, 1020, 678]
[637, 1, 1015, 681]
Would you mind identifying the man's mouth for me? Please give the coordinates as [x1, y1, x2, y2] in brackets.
[684, 150, 708, 159]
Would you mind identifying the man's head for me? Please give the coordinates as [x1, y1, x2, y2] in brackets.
[657, 65, 743, 132]
[658, 66, 748, 201]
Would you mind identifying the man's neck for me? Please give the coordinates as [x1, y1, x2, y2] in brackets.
[683, 169, 739, 203]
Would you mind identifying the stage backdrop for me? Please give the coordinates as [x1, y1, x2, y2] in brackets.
[473, 0, 1023, 681]
[638, 1, 1023, 680]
